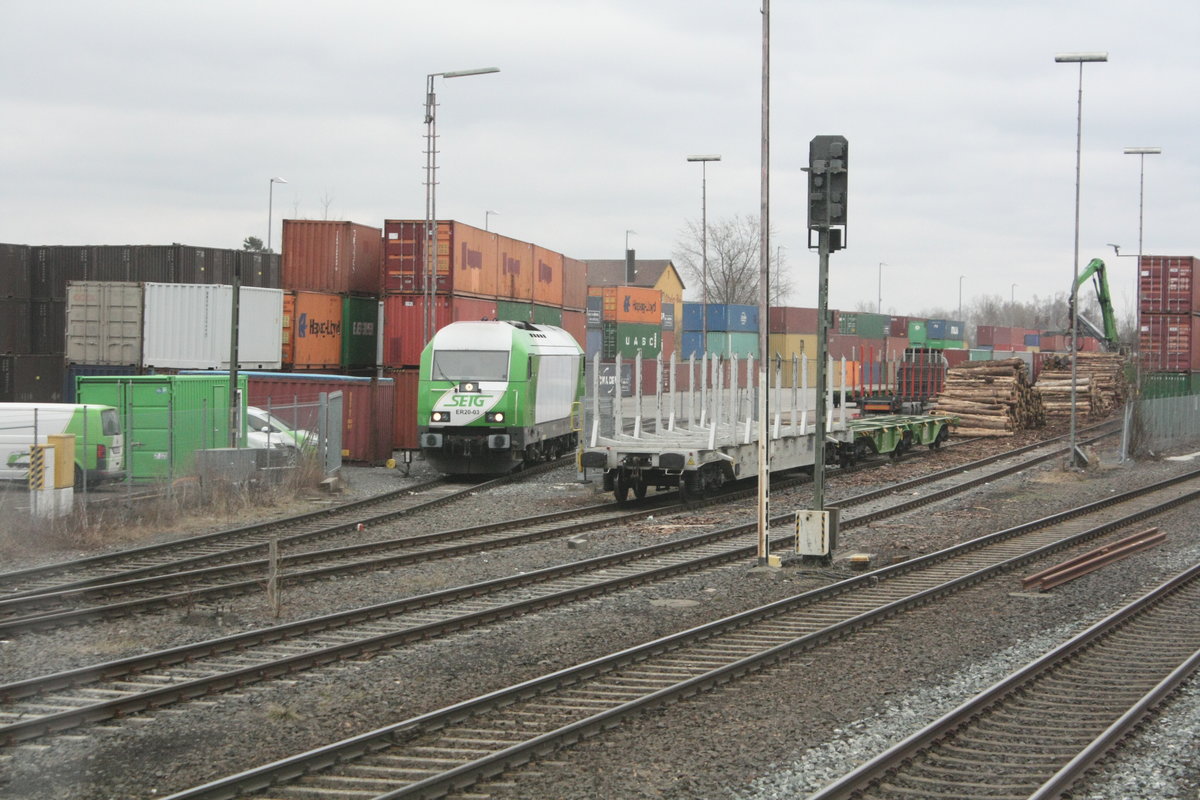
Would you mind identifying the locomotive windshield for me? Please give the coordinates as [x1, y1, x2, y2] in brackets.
[431, 350, 510, 382]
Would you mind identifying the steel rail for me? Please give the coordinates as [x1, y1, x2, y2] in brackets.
[0, 433, 1128, 743]
[158, 473, 1200, 800]
[809, 562, 1200, 800]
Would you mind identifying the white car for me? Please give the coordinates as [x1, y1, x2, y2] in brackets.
[245, 406, 314, 453]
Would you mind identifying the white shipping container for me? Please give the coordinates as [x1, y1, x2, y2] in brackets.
[142, 283, 283, 370]
[66, 280, 144, 365]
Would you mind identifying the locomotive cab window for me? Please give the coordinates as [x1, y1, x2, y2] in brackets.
[431, 350, 509, 382]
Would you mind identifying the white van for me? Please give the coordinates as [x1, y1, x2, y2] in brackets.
[0, 403, 126, 487]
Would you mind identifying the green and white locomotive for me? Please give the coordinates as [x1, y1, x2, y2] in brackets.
[417, 320, 584, 475]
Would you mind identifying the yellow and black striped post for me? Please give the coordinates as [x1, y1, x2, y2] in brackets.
[28, 445, 47, 492]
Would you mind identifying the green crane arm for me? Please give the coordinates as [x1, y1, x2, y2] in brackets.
[1069, 257, 1120, 350]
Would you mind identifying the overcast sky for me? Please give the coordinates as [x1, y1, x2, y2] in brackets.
[3, 1, 1197, 320]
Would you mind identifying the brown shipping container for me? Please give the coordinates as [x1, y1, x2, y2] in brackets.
[282, 220, 382, 295]
[768, 306, 819, 333]
[288, 291, 343, 369]
[496, 235, 534, 300]
[884, 336, 909, 359]
[0, 298, 32, 354]
[386, 367, 421, 450]
[561, 309, 586, 350]
[245, 372, 395, 464]
[0, 243, 32, 299]
[563, 257, 587, 310]
[1140, 313, 1200, 372]
[382, 293, 500, 368]
[1139, 256, 1200, 315]
[532, 246, 564, 307]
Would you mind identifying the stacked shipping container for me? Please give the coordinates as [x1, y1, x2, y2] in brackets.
[1139, 256, 1200, 381]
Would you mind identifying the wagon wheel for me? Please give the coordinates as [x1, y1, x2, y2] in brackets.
[929, 424, 949, 450]
[678, 474, 693, 504]
[614, 473, 631, 505]
[853, 438, 873, 465]
[634, 479, 648, 500]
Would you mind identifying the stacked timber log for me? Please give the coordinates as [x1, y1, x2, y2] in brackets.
[1037, 352, 1127, 418]
[930, 358, 1044, 437]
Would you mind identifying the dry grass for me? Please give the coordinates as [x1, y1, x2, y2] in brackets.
[0, 453, 329, 563]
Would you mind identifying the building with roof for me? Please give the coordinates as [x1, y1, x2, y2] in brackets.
[583, 257, 686, 307]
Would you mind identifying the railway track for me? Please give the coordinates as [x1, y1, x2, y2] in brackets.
[807, 562, 1200, 799]
[150, 470, 1200, 799]
[0, 457, 572, 603]
[0, 430, 1149, 747]
[0, 426, 1108, 635]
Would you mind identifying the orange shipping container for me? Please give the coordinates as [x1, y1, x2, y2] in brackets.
[496, 235, 533, 301]
[563, 257, 587, 310]
[381, 220, 498, 297]
[288, 291, 343, 369]
[532, 246, 563, 307]
[281, 292, 295, 364]
[561, 309, 586, 350]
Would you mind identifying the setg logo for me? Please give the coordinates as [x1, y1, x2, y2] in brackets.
[433, 388, 502, 422]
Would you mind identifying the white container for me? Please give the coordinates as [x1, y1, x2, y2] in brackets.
[142, 283, 283, 370]
[66, 281, 144, 366]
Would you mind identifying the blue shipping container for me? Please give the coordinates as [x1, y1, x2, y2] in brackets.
[1024, 333, 1039, 347]
[586, 328, 603, 359]
[680, 331, 705, 359]
[927, 319, 947, 339]
[681, 303, 705, 332]
[65, 363, 142, 403]
[707, 303, 759, 332]
[945, 320, 964, 341]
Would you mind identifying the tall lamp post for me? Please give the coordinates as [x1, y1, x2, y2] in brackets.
[485, 210, 499, 231]
[424, 66, 500, 345]
[877, 262, 886, 313]
[267, 177, 287, 253]
[687, 155, 721, 345]
[1124, 146, 1161, 392]
[1011, 283, 1018, 325]
[958, 274, 965, 320]
[1055, 51, 1107, 469]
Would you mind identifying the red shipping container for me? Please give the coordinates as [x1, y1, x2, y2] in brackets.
[1040, 334, 1068, 352]
[532, 246, 563, 307]
[827, 333, 860, 360]
[1139, 256, 1200, 315]
[883, 336, 909, 360]
[385, 367, 420, 450]
[281, 220, 382, 295]
[496, 235, 533, 300]
[769, 306, 819, 333]
[242, 371, 395, 464]
[563, 257, 587, 310]
[561, 309, 586, 350]
[942, 349, 971, 369]
[1140, 313, 1200, 372]
[382, 293, 500, 368]
[660, 329, 675, 360]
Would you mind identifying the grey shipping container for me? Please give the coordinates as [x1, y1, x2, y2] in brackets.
[66, 281, 144, 366]
[0, 298, 32, 354]
[0, 243, 31, 299]
[30, 299, 65, 355]
[0, 354, 65, 402]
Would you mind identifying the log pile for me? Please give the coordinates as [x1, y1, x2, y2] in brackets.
[929, 358, 1044, 437]
[1037, 352, 1127, 418]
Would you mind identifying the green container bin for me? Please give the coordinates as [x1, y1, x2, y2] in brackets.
[907, 320, 928, 344]
[76, 374, 248, 482]
[496, 300, 532, 323]
[1141, 371, 1200, 398]
[706, 331, 759, 359]
[532, 304, 563, 326]
[341, 295, 378, 371]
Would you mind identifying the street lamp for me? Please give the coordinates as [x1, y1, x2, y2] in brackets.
[485, 210, 498, 231]
[1055, 50, 1107, 469]
[1124, 146, 1161, 393]
[687, 155, 721, 344]
[1011, 283, 1018, 325]
[424, 66, 500, 345]
[958, 275, 965, 320]
[267, 177, 287, 254]
[877, 262, 886, 313]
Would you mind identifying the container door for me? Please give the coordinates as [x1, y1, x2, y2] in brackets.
[125, 381, 172, 481]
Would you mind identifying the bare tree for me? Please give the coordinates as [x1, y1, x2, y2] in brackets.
[673, 214, 792, 305]
[319, 190, 335, 220]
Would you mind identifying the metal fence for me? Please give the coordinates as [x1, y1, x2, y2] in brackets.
[1135, 393, 1200, 454]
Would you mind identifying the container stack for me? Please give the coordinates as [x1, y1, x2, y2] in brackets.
[1138, 255, 1200, 396]
[280, 220, 382, 375]
[380, 219, 587, 450]
[0, 243, 65, 402]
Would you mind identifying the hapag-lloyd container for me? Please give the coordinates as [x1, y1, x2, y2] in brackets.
[283, 220, 382, 295]
[383, 220, 500, 297]
[284, 291, 343, 370]
[142, 283, 283, 370]
[562, 257, 587, 310]
[532, 246, 563, 307]
[496, 234, 533, 300]
[603, 286, 661, 324]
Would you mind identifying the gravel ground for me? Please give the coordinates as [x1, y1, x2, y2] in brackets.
[2, 429, 1199, 799]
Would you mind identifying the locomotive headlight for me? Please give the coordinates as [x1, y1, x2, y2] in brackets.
[431, 411, 449, 423]
[460, 381, 479, 393]
[486, 411, 505, 423]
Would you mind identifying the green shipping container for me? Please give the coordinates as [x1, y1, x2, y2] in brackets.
[532, 304, 563, 326]
[616, 323, 661, 359]
[341, 296, 379, 371]
[907, 320, 928, 344]
[496, 300, 532, 323]
[76, 374, 248, 482]
[1141, 372, 1200, 398]
[840, 312, 889, 340]
[706, 331, 759, 359]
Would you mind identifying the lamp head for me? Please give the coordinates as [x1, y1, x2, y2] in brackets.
[1054, 52, 1108, 63]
